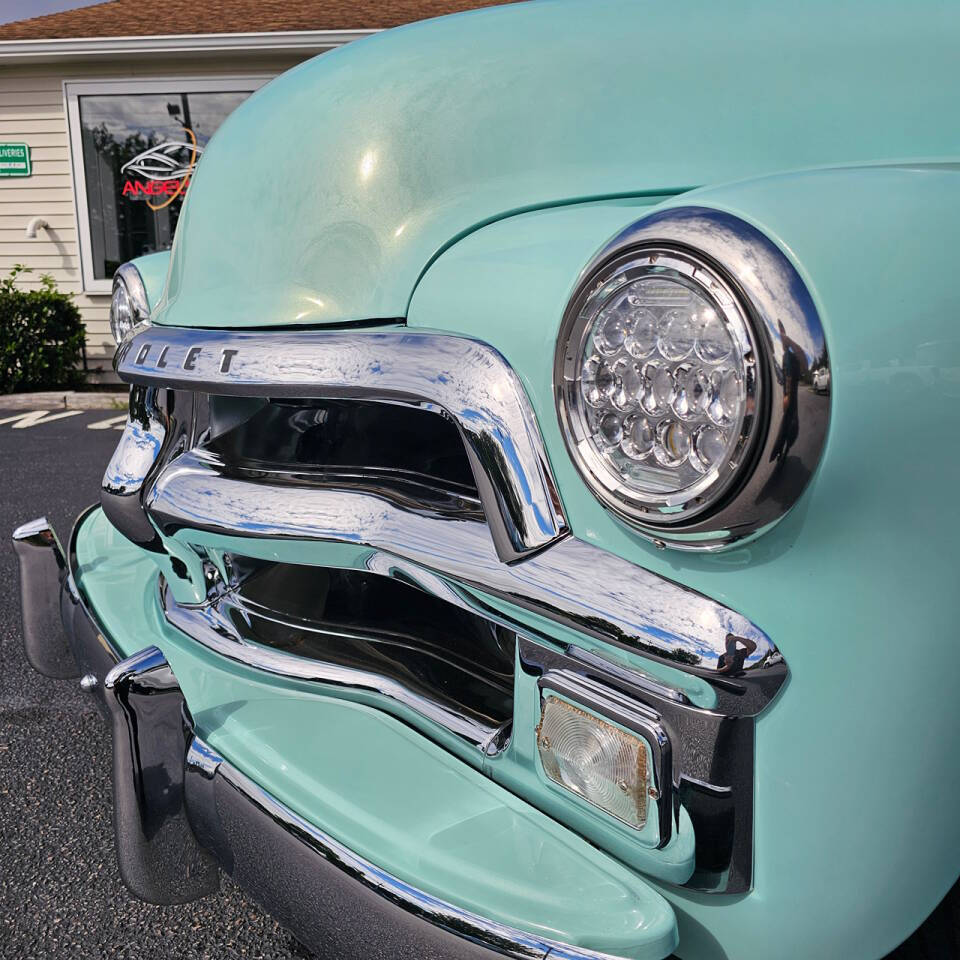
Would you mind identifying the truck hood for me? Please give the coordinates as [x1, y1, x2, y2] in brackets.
[156, 0, 959, 329]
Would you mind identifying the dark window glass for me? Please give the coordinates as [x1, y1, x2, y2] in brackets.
[78, 90, 252, 279]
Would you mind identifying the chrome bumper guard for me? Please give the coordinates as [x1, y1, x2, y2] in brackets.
[12, 519, 80, 680]
[13, 515, 117, 698]
[10, 525, 671, 958]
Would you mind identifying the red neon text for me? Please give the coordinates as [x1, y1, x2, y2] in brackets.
[122, 178, 190, 198]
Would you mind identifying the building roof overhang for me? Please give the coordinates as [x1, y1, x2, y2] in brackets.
[0, 29, 376, 62]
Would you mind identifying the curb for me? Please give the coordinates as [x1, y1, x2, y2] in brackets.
[0, 390, 128, 411]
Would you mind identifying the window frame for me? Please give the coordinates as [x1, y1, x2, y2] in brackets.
[64, 75, 272, 294]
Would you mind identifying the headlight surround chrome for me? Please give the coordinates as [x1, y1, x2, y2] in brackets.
[555, 206, 830, 548]
[110, 263, 150, 345]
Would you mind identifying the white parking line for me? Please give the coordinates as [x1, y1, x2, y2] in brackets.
[0, 409, 84, 429]
[86, 414, 128, 431]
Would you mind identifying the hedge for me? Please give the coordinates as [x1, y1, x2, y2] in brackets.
[0, 265, 86, 394]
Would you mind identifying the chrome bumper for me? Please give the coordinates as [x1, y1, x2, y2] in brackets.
[11, 515, 672, 959]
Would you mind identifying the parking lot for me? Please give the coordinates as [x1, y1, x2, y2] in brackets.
[0, 408, 308, 960]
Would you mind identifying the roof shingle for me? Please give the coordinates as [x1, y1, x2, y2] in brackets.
[0, 0, 516, 41]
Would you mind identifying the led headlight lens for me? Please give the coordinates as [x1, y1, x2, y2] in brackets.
[109, 264, 150, 345]
[556, 247, 761, 529]
[537, 696, 650, 829]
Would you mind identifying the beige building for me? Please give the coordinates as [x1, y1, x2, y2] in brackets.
[0, 0, 501, 382]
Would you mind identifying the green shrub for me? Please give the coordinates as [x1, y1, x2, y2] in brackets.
[0, 264, 86, 394]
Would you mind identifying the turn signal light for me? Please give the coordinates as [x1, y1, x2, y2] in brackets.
[536, 695, 652, 829]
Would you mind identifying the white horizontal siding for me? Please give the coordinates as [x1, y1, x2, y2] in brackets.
[0, 52, 310, 381]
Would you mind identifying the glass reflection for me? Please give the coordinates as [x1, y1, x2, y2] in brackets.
[78, 89, 253, 279]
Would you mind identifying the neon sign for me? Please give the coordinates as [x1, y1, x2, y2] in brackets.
[120, 127, 202, 211]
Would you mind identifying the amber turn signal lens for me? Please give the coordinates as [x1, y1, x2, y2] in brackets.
[536, 695, 651, 829]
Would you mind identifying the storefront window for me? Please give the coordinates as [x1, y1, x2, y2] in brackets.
[66, 79, 266, 291]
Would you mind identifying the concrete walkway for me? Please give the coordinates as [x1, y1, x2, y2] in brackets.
[0, 390, 128, 410]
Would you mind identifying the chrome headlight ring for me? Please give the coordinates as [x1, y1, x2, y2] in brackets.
[555, 206, 830, 549]
[110, 263, 150, 346]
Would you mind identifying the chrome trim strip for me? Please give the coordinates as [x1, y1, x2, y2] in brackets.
[149, 454, 784, 717]
[185, 734, 642, 960]
[114, 328, 566, 562]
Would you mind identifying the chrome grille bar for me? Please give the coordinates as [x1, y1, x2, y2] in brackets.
[147, 450, 783, 717]
[115, 327, 566, 562]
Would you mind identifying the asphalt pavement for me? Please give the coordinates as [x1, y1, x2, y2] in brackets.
[0, 408, 308, 959]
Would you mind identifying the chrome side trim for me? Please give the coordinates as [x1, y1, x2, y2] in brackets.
[149, 456, 784, 717]
[11, 517, 77, 679]
[558, 206, 830, 547]
[185, 734, 642, 960]
[115, 328, 566, 562]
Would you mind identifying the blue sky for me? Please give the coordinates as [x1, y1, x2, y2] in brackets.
[0, 0, 102, 26]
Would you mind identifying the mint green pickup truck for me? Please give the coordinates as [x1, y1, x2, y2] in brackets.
[15, 2, 960, 958]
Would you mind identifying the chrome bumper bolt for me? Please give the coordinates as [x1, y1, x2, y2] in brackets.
[79, 673, 98, 692]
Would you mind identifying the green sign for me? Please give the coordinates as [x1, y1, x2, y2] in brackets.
[0, 143, 30, 177]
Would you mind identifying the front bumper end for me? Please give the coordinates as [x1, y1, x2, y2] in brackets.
[13, 516, 116, 699]
[12, 510, 680, 960]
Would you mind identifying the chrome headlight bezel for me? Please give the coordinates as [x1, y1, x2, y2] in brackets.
[554, 206, 830, 549]
[110, 263, 150, 346]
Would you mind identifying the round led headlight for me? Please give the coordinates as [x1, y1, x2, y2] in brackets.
[110, 263, 150, 345]
[558, 248, 760, 527]
[555, 207, 830, 547]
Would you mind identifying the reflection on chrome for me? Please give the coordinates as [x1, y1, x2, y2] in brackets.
[115, 328, 566, 562]
[100, 386, 169, 550]
[11, 517, 76, 679]
[161, 570, 514, 752]
[104, 325, 787, 721]
[147, 451, 783, 717]
[103, 645, 220, 904]
[102, 389, 165, 492]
